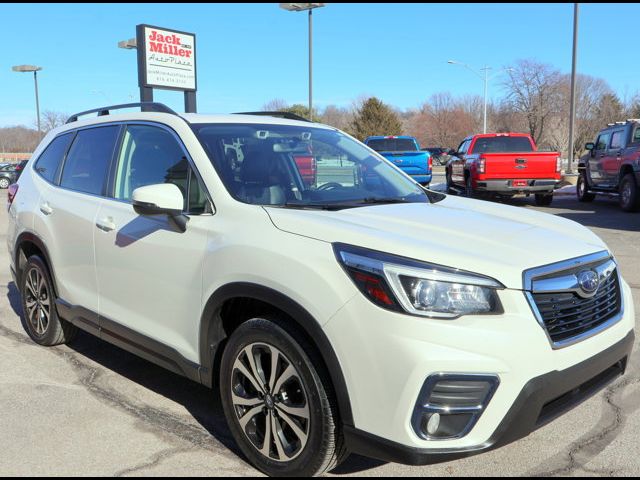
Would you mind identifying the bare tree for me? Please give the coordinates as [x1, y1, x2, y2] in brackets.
[320, 105, 354, 132]
[503, 60, 563, 144]
[405, 93, 478, 149]
[39, 110, 69, 132]
[262, 98, 289, 111]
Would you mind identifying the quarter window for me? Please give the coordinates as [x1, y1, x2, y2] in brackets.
[34, 133, 74, 183]
[60, 126, 120, 195]
[113, 125, 209, 214]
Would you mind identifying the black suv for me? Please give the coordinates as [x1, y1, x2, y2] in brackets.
[578, 120, 640, 211]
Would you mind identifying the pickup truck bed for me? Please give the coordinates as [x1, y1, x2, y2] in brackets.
[364, 136, 432, 186]
[446, 133, 561, 205]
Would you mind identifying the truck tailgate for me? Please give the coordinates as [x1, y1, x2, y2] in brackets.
[382, 151, 430, 173]
[481, 152, 559, 179]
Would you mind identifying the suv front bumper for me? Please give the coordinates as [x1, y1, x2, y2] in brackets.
[343, 329, 633, 465]
[324, 279, 635, 463]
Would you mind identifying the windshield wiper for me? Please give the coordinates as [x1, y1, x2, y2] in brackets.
[280, 202, 358, 211]
[359, 197, 413, 204]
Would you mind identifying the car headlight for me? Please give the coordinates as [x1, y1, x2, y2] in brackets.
[334, 243, 504, 319]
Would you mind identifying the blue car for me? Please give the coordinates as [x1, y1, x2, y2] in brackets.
[364, 135, 432, 186]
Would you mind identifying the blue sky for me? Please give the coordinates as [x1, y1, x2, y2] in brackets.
[1, 3, 638, 127]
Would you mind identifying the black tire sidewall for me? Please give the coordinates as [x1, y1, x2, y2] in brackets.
[20, 256, 60, 345]
[620, 174, 639, 211]
[220, 318, 334, 477]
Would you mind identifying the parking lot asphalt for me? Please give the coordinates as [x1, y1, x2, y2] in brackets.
[0, 194, 638, 477]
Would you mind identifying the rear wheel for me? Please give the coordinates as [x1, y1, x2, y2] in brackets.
[619, 173, 640, 212]
[220, 317, 345, 477]
[577, 172, 595, 202]
[534, 193, 553, 206]
[0, 178, 10, 189]
[20, 256, 78, 346]
[465, 175, 475, 198]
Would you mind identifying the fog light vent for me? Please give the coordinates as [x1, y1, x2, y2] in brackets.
[412, 374, 499, 440]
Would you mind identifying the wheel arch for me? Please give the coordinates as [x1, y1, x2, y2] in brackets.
[14, 232, 58, 296]
[199, 282, 354, 427]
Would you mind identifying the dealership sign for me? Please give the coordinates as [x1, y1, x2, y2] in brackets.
[136, 24, 197, 91]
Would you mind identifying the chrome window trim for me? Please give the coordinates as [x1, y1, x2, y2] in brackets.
[523, 251, 624, 350]
[55, 120, 215, 216]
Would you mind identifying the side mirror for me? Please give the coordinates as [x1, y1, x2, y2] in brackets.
[132, 183, 189, 232]
[585, 142, 595, 151]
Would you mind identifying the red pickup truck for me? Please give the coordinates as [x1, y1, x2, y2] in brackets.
[445, 133, 562, 206]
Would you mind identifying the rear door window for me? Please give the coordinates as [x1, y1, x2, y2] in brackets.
[610, 130, 625, 150]
[60, 126, 120, 196]
[34, 133, 74, 183]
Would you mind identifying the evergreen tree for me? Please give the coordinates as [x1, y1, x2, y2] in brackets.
[350, 97, 403, 141]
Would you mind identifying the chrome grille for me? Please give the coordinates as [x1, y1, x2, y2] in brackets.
[524, 251, 623, 348]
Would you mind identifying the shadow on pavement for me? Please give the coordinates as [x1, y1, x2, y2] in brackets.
[493, 195, 640, 233]
[5, 281, 385, 475]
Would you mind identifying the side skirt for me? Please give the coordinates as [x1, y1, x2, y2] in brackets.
[56, 299, 207, 385]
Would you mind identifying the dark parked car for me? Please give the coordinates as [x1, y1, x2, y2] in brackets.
[578, 119, 640, 211]
[0, 160, 28, 189]
[422, 146, 450, 165]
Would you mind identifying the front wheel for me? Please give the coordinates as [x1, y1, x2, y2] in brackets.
[534, 193, 554, 206]
[220, 317, 345, 477]
[619, 173, 640, 212]
[577, 172, 595, 202]
[0, 177, 10, 189]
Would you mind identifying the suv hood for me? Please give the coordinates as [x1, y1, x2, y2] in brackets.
[264, 195, 608, 289]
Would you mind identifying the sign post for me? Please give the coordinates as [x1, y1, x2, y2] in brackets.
[135, 24, 197, 112]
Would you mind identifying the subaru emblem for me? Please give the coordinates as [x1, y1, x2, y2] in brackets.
[577, 270, 599, 297]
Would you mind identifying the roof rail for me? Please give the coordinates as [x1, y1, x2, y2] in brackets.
[627, 118, 640, 123]
[233, 111, 312, 123]
[66, 102, 178, 124]
[607, 123, 615, 127]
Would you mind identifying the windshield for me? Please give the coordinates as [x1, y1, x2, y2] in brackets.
[472, 136, 534, 153]
[192, 123, 429, 209]
[366, 138, 418, 152]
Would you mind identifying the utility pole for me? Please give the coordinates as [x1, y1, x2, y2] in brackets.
[567, 3, 579, 175]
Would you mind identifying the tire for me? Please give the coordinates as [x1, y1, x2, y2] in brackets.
[20, 255, 78, 346]
[0, 177, 10, 189]
[577, 172, 595, 202]
[465, 175, 475, 198]
[619, 173, 640, 212]
[220, 317, 346, 477]
[445, 170, 455, 194]
[534, 193, 553, 206]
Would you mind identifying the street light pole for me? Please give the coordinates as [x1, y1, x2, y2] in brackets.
[448, 61, 512, 134]
[483, 66, 488, 134]
[567, 3, 579, 175]
[280, 3, 326, 121]
[12, 65, 43, 133]
[33, 70, 41, 133]
[308, 7, 313, 120]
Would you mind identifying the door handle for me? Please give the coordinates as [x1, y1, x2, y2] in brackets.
[39, 203, 53, 215]
[96, 217, 116, 232]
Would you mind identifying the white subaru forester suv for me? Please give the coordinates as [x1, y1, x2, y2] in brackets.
[7, 103, 635, 476]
